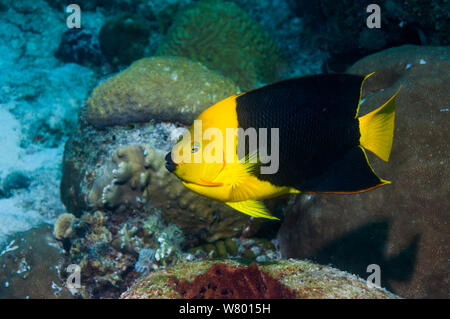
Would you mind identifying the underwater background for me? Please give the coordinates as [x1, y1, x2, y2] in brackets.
[0, 0, 448, 299]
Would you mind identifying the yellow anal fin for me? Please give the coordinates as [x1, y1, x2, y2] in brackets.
[359, 87, 400, 161]
[225, 200, 279, 220]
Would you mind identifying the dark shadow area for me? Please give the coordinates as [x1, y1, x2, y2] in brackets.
[308, 220, 420, 292]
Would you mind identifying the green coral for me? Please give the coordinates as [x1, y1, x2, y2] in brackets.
[86, 56, 240, 127]
[99, 13, 150, 66]
[156, 0, 285, 90]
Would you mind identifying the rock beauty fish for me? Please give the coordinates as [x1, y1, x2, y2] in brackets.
[165, 73, 399, 220]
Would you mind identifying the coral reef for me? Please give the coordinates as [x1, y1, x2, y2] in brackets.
[86, 56, 240, 128]
[156, 0, 285, 90]
[0, 226, 73, 298]
[277, 45, 450, 298]
[99, 13, 150, 66]
[172, 263, 296, 298]
[61, 208, 184, 298]
[121, 259, 400, 299]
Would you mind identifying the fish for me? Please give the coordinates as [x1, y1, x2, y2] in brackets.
[165, 73, 399, 220]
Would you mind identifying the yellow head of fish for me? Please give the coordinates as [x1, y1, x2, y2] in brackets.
[165, 120, 228, 188]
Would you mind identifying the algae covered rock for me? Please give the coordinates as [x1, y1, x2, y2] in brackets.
[156, 0, 285, 90]
[277, 45, 450, 298]
[86, 56, 240, 127]
[121, 259, 399, 299]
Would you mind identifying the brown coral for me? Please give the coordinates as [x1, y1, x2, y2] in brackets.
[86, 56, 240, 128]
[172, 263, 296, 299]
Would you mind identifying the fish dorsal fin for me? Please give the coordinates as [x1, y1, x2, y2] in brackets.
[298, 146, 389, 193]
[225, 200, 279, 220]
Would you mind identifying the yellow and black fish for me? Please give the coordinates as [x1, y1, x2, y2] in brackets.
[165, 73, 399, 220]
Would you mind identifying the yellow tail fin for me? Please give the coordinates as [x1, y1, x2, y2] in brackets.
[359, 88, 400, 161]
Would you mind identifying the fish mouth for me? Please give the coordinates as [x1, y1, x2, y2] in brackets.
[181, 179, 223, 187]
[165, 152, 177, 172]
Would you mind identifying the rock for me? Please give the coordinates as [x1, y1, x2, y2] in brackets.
[156, 0, 285, 90]
[121, 259, 399, 299]
[85, 56, 240, 128]
[277, 45, 449, 298]
[0, 225, 73, 299]
[1, 171, 31, 198]
[55, 28, 104, 67]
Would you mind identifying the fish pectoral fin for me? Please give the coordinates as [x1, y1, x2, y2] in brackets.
[239, 150, 260, 175]
[225, 200, 279, 220]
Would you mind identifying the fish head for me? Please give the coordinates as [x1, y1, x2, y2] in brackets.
[165, 124, 225, 187]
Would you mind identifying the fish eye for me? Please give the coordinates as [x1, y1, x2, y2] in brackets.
[191, 142, 200, 153]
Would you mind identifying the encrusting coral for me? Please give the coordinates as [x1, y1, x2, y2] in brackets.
[156, 0, 285, 90]
[86, 56, 240, 128]
[121, 259, 400, 299]
[172, 263, 296, 298]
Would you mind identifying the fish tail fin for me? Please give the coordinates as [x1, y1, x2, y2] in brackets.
[359, 87, 400, 162]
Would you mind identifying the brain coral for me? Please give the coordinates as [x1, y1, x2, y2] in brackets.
[156, 0, 285, 90]
[86, 56, 240, 128]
